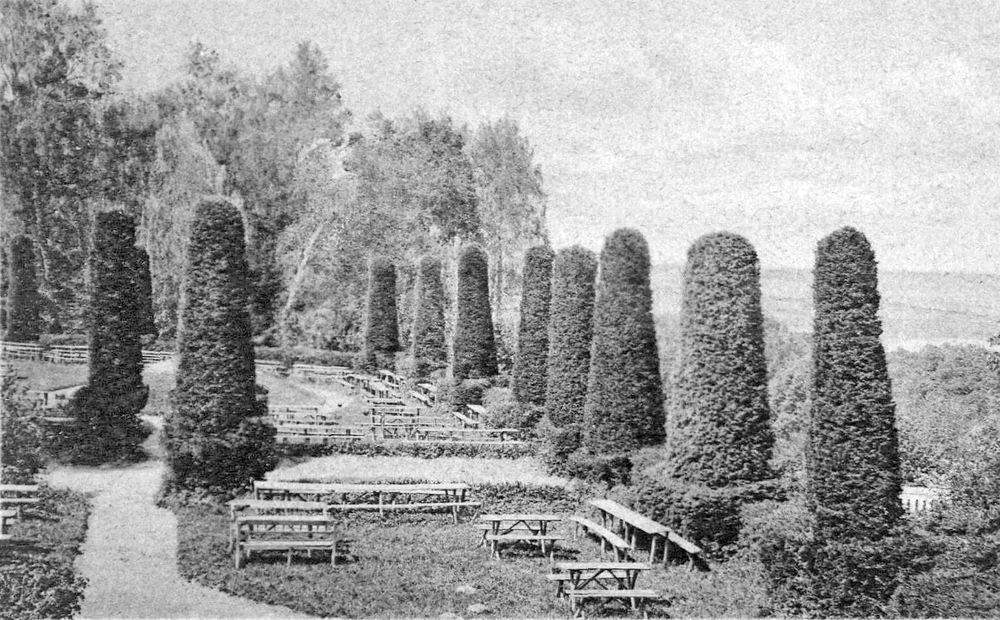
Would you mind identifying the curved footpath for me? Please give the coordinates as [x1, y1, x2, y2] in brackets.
[47, 419, 311, 620]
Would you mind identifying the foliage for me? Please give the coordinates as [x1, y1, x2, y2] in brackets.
[0, 486, 90, 620]
[534, 415, 582, 475]
[4, 234, 42, 341]
[656, 232, 775, 545]
[453, 243, 498, 381]
[0, 374, 45, 483]
[511, 244, 553, 406]
[253, 346, 356, 367]
[275, 438, 536, 461]
[481, 386, 540, 430]
[582, 228, 664, 455]
[362, 256, 400, 369]
[411, 255, 447, 377]
[163, 198, 275, 497]
[768, 353, 811, 487]
[809, 226, 902, 541]
[468, 116, 548, 347]
[66, 210, 148, 464]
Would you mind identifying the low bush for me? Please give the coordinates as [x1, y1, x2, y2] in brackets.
[534, 415, 581, 476]
[481, 387, 541, 431]
[1, 377, 46, 483]
[564, 450, 633, 488]
[254, 346, 358, 368]
[630, 466, 783, 554]
[275, 439, 537, 460]
[38, 333, 87, 346]
[0, 486, 90, 620]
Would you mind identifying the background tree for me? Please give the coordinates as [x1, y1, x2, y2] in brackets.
[639, 232, 775, 547]
[163, 198, 275, 496]
[512, 245, 554, 406]
[582, 228, 664, 454]
[67, 211, 148, 464]
[132, 245, 156, 339]
[412, 255, 446, 377]
[4, 234, 42, 341]
[453, 243, 497, 381]
[808, 226, 902, 539]
[363, 256, 400, 369]
[469, 116, 548, 353]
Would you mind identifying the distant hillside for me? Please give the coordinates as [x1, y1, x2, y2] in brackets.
[652, 265, 1000, 352]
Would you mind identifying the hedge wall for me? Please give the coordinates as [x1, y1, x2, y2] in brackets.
[453, 244, 498, 381]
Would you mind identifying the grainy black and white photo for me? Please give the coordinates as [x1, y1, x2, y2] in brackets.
[2, 1, 1000, 618]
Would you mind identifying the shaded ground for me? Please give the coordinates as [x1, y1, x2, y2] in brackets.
[46, 417, 311, 619]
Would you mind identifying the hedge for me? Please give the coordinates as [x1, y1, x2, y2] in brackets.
[453, 244, 498, 381]
[5, 234, 42, 342]
[275, 438, 537, 460]
[411, 255, 447, 378]
[582, 229, 664, 455]
[512, 245, 554, 406]
[809, 226, 902, 541]
[164, 198, 276, 498]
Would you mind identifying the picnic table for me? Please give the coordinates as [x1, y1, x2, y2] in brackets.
[0, 509, 16, 541]
[0, 484, 40, 518]
[253, 481, 478, 523]
[551, 561, 659, 618]
[479, 513, 564, 559]
[589, 498, 703, 568]
[232, 514, 340, 568]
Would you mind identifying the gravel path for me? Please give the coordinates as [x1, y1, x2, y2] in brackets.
[47, 419, 311, 620]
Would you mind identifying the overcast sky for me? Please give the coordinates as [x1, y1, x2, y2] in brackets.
[94, 0, 1000, 273]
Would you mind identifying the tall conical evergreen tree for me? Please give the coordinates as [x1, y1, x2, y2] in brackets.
[133, 246, 157, 338]
[453, 243, 498, 381]
[644, 232, 775, 546]
[513, 244, 554, 406]
[5, 235, 42, 342]
[808, 226, 902, 540]
[363, 256, 400, 368]
[545, 246, 597, 428]
[68, 212, 148, 464]
[164, 199, 275, 496]
[582, 228, 664, 454]
[412, 256, 447, 378]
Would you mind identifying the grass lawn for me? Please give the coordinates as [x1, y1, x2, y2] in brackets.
[0, 486, 90, 620]
[7, 361, 87, 391]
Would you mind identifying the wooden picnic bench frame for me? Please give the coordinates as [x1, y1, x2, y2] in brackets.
[0, 508, 17, 541]
[589, 498, 704, 569]
[569, 515, 633, 561]
[252, 481, 479, 523]
[232, 514, 341, 568]
[551, 561, 659, 618]
[0, 484, 40, 518]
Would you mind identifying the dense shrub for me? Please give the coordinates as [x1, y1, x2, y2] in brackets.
[275, 437, 537, 460]
[809, 226, 902, 540]
[654, 232, 775, 546]
[481, 387, 540, 430]
[38, 333, 88, 346]
[582, 229, 664, 454]
[66, 211, 149, 465]
[453, 244, 498, 381]
[0, 376, 45, 483]
[545, 246, 597, 428]
[512, 245, 553, 406]
[535, 415, 583, 475]
[5, 234, 42, 342]
[253, 346, 356, 367]
[0, 487, 90, 620]
[363, 256, 400, 368]
[412, 255, 447, 378]
[164, 198, 276, 498]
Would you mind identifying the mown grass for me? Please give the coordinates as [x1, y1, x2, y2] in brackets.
[176, 500, 767, 618]
[7, 361, 87, 391]
[0, 486, 91, 620]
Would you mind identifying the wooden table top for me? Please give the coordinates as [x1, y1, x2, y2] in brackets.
[554, 562, 652, 571]
[479, 514, 562, 522]
[588, 498, 669, 535]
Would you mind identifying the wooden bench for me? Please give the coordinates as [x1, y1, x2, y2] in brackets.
[142, 350, 176, 364]
[0, 342, 44, 361]
[232, 514, 340, 568]
[589, 498, 704, 569]
[452, 409, 480, 428]
[409, 390, 433, 406]
[568, 589, 660, 618]
[569, 516, 634, 561]
[0, 484, 40, 518]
